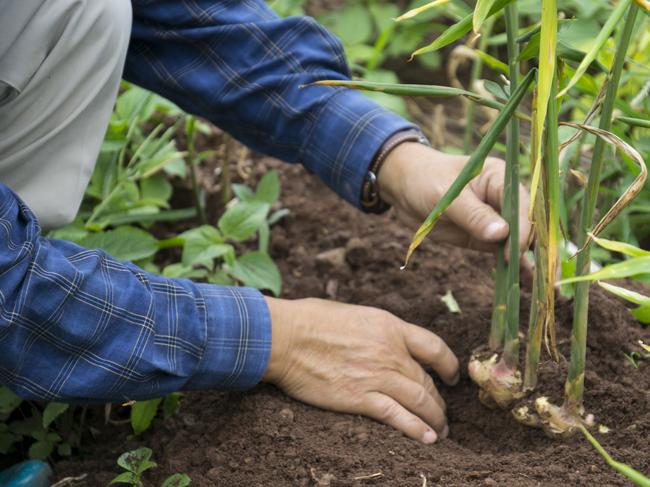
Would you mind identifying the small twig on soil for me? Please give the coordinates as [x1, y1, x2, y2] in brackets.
[51, 473, 88, 487]
[352, 471, 384, 481]
[420, 473, 428, 487]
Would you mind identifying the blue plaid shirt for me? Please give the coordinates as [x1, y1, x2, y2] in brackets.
[0, 0, 414, 402]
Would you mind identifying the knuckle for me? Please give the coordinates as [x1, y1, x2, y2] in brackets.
[377, 399, 400, 422]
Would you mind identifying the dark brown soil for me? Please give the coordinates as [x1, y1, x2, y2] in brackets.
[53, 157, 650, 486]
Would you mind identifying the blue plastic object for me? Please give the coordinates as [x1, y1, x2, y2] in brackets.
[0, 460, 52, 487]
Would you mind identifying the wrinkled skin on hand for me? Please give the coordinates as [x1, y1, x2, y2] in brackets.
[262, 297, 460, 444]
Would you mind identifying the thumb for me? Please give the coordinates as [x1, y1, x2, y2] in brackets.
[445, 189, 509, 243]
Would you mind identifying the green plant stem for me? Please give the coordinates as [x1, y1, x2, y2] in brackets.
[158, 236, 185, 250]
[501, 2, 521, 369]
[579, 426, 650, 487]
[464, 18, 495, 152]
[186, 117, 207, 224]
[565, 3, 639, 411]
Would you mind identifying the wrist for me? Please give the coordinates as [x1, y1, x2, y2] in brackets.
[262, 296, 297, 384]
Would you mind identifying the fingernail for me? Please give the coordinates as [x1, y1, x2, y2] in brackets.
[422, 430, 437, 444]
[441, 424, 449, 439]
[485, 221, 507, 240]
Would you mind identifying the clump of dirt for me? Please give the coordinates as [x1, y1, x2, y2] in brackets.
[55, 160, 650, 486]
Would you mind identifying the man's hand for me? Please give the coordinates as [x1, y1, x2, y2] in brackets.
[377, 143, 532, 253]
[262, 297, 459, 444]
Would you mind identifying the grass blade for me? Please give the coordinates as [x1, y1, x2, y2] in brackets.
[590, 233, 650, 257]
[402, 68, 536, 267]
[306, 80, 531, 121]
[557, 0, 633, 98]
[616, 115, 650, 129]
[409, 0, 515, 58]
[394, 0, 450, 21]
[597, 281, 650, 306]
[473, 0, 498, 33]
[560, 256, 650, 283]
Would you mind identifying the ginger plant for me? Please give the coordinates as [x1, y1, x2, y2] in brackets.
[312, 0, 648, 438]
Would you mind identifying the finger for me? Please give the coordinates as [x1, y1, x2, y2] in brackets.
[363, 392, 440, 444]
[399, 358, 446, 413]
[444, 188, 510, 244]
[403, 323, 460, 386]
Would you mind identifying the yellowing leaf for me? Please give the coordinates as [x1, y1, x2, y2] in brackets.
[394, 0, 450, 21]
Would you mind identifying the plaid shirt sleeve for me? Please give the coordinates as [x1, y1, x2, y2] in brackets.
[124, 0, 417, 207]
[0, 183, 271, 402]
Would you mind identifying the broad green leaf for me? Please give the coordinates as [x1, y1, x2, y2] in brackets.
[182, 241, 233, 269]
[42, 402, 69, 429]
[28, 440, 54, 460]
[557, 0, 633, 97]
[326, 4, 372, 45]
[591, 234, 650, 257]
[232, 184, 255, 202]
[559, 256, 650, 284]
[403, 68, 536, 266]
[0, 387, 22, 415]
[162, 264, 209, 280]
[255, 170, 281, 204]
[410, 0, 515, 58]
[162, 393, 182, 420]
[229, 251, 282, 296]
[130, 399, 162, 435]
[117, 447, 154, 473]
[473, 0, 498, 33]
[162, 473, 192, 487]
[218, 201, 269, 242]
[0, 430, 18, 454]
[110, 472, 137, 485]
[79, 226, 159, 262]
[141, 174, 173, 206]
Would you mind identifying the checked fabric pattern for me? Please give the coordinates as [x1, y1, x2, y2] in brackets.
[1, 0, 415, 401]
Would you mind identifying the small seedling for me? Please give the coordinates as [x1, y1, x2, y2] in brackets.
[110, 447, 191, 487]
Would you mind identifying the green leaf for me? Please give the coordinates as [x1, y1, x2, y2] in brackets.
[141, 174, 173, 206]
[0, 387, 22, 416]
[117, 447, 154, 473]
[218, 201, 269, 241]
[229, 251, 282, 296]
[162, 473, 192, 487]
[28, 440, 54, 460]
[162, 393, 182, 420]
[560, 256, 650, 284]
[79, 226, 159, 262]
[410, 0, 515, 57]
[597, 282, 650, 324]
[232, 184, 255, 202]
[591, 234, 650, 257]
[42, 402, 69, 429]
[255, 170, 281, 204]
[183, 242, 233, 269]
[631, 306, 650, 324]
[130, 399, 162, 435]
[326, 4, 372, 45]
[162, 264, 209, 280]
[557, 0, 632, 97]
[403, 68, 536, 266]
[110, 472, 138, 485]
[473, 0, 498, 33]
